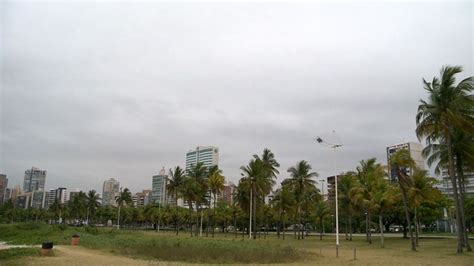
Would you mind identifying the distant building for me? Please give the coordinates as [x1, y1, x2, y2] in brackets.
[151, 168, 168, 205]
[326, 175, 343, 205]
[102, 178, 120, 206]
[218, 182, 236, 205]
[3, 188, 11, 202]
[386, 142, 425, 182]
[23, 167, 47, 193]
[186, 146, 219, 170]
[48, 187, 68, 206]
[10, 185, 22, 202]
[69, 191, 81, 201]
[15, 194, 30, 209]
[0, 174, 7, 205]
[31, 191, 49, 209]
[133, 190, 151, 207]
[439, 169, 474, 199]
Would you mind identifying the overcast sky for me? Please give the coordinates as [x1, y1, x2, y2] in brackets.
[1, 1, 472, 194]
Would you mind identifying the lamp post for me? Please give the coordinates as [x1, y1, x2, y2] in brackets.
[315, 132, 342, 248]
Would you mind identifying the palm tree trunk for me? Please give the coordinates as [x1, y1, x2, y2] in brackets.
[349, 214, 353, 241]
[188, 200, 193, 237]
[117, 204, 121, 230]
[283, 217, 286, 240]
[415, 207, 419, 247]
[320, 219, 323, 240]
[379, 215, 384, 248]
[368, 211, 372, 244]
[446, 134, 464, 253]
[456, 158, 472, 251]
[398, 177, 416, 251]
[212, 193, 217, 238]
[252, 186, 257, 240]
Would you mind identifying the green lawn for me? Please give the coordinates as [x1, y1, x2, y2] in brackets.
[0, 223, 473, 265]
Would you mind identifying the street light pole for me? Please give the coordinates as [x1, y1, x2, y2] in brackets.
[315, 132, 343, 249]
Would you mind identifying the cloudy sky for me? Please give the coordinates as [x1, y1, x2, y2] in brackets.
[1, 1, 472, 194]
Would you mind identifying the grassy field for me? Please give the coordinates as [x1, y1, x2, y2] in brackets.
[0, 223, 473, 265]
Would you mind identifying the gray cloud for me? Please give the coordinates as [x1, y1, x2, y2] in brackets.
[1, 1, 472, 193]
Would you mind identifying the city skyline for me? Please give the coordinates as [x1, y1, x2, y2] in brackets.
[1, 2, 472, 193]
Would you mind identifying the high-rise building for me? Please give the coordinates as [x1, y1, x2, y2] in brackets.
[102, 178, 120, 206]
[48, 187, 68, 206]
[10, 185, 22, 203]
[3, 188, 12, 202]
[15, 194, 30, 209]
[218, 182, 236, 206]
[186, 146, 219, 170]
[0, 174, 8, 205]
[31, 191, 49, 209]
[151, 168, 168, 205]
[23, 167, 47, 193]
[133, 190, 151, 207]
[439, 170, 474, 198]
[386, 142, 425, 182]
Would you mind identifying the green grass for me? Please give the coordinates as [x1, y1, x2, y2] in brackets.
[0, 248, 38, 261]
[0, 223, 303, 264]
[1, 223, 473, 265]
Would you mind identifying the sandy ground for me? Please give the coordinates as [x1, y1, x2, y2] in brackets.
[8, 246, 181, 266]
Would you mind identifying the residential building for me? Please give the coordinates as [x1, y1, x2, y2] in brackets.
[48, 187, 68, 206]
[185, 146, 219, 170]
[3, 188, 11, 202]
[218, 182, 236, 205]
[439, 170, 474, 198]
[0, 174, 7, 205]
[10, 185, 22, 202]
[102, 178, 120, 206]
[69, 190, 82, 201]
[23, 167, 47, 193]
[31, 191, 49, 209]
[15, 194, 31, 209]
[133, 190, 151, 207]
[386, 142, 425, 182]
[151, 168, 168, 205]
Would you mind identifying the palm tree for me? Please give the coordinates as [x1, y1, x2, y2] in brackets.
[351, 158, 385, 245]
[167, 166, 186, 206]
[407, 168, 442, 247]
[338, 172, 358, 241]
[390, 149, 416, 251]
[416, 65, 473, 253]
[208, 166, 225, 237]
[314, 201, 330, 240]
[283, 160, 318, 240]
[187, 162, 209, 236]
[86, 190, 101, 225]
[115, 188, 132, 229]
[181, 176, 201, 236]
[422, 129, 474, 251]
[272, 185, 295, 240]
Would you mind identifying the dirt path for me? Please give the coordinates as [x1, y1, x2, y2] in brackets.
[16, 246, 181, 266]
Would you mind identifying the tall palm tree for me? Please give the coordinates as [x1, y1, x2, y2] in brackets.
[407, 168, 442, 247]
[272, 185, 295, 240]
[422, 129, 474, 251]
[208, 166, 225, 237]
[115, 188, 132, 229]
[314, 201, 330, 240]
[416, 65, 473, 253]
[390, 149, 416, 251]
[181, 176, 201, 236]
[187, 162, 209, 236]
[338, 171, 358, 241]
[283, 160, 318, 240]
[167, 166, 186, 206]
[351, 158, 384, 245]
[86, 190, 101, 225]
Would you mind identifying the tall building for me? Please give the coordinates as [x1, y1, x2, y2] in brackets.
[151, 168, 168, 205]
[31, 191, 49, 209]
[386, 142, 425, 182]
[10, 185, 22, 202]
[23, 167, 47, 193]
[186, 146, 219, 170]
[439, 170, 474, 198]
[218, 182, 236, 206]
[3, 188, 11, 203]
[102, 178, 120, 206]
[0, 174, 8, 205]
[48, 187, 68, 206]
[133, 190, 151, 207]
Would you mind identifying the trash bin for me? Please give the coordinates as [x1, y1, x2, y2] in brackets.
[71, 234, 80, 246]
[41, 241, 53, 255]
